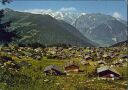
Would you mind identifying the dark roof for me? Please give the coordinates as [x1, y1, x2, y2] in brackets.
[97, 66, 120, 75]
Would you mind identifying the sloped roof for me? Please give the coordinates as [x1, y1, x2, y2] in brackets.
[97, 66, 120, 75]
[97, 66, 109, 73]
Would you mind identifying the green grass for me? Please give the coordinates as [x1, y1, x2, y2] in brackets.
[0, 47, 128, 90]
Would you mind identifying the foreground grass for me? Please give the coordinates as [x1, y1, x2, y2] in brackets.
[0, 47, 128, 90]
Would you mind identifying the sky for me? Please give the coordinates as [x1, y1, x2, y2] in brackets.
[0, 0, 127, 20]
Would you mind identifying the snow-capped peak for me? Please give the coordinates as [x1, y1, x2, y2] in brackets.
[23, 9, 87, 25]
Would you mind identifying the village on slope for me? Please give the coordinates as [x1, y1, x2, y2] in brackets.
[0, 44, 128, 89]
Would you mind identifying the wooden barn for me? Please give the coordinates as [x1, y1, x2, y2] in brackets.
[64, 61, 79, 73]
[97, 66, 120, 79]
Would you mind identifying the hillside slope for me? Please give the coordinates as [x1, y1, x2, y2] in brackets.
[74, 13, 127, 46]
[111, 40, 128, 47]
[4, 9, 93, 47]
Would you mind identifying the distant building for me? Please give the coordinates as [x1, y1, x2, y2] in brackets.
[103, 54, 111, 59]
[84, 55, 92, 60]
[98, 60, 106, 66]
[81, 60, 90, 66]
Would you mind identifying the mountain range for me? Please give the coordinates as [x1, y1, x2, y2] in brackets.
[4, 9, 94, 47]
[74, 13, 127, 46]
[1, 8, 127, 47]
[24, 9, 84, 25]
[24, 9, 127, 46]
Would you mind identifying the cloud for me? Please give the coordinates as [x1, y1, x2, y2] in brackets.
[23, 7, 77, 14]
[23, 7, 77, 15]
[59, 7, 77, 12]
[112, 12, 122, 19]
[24, 9, 53, 14]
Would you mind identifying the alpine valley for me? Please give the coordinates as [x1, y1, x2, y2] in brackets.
[3, 8, 127, 47]
[0, 7, 128, 90]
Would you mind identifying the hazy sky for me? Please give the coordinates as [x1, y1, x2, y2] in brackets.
[0, 0, 127, 20]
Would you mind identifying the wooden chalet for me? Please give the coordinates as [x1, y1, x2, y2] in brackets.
[97, 66, 120, 79]
[64, 61, 79, 73]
